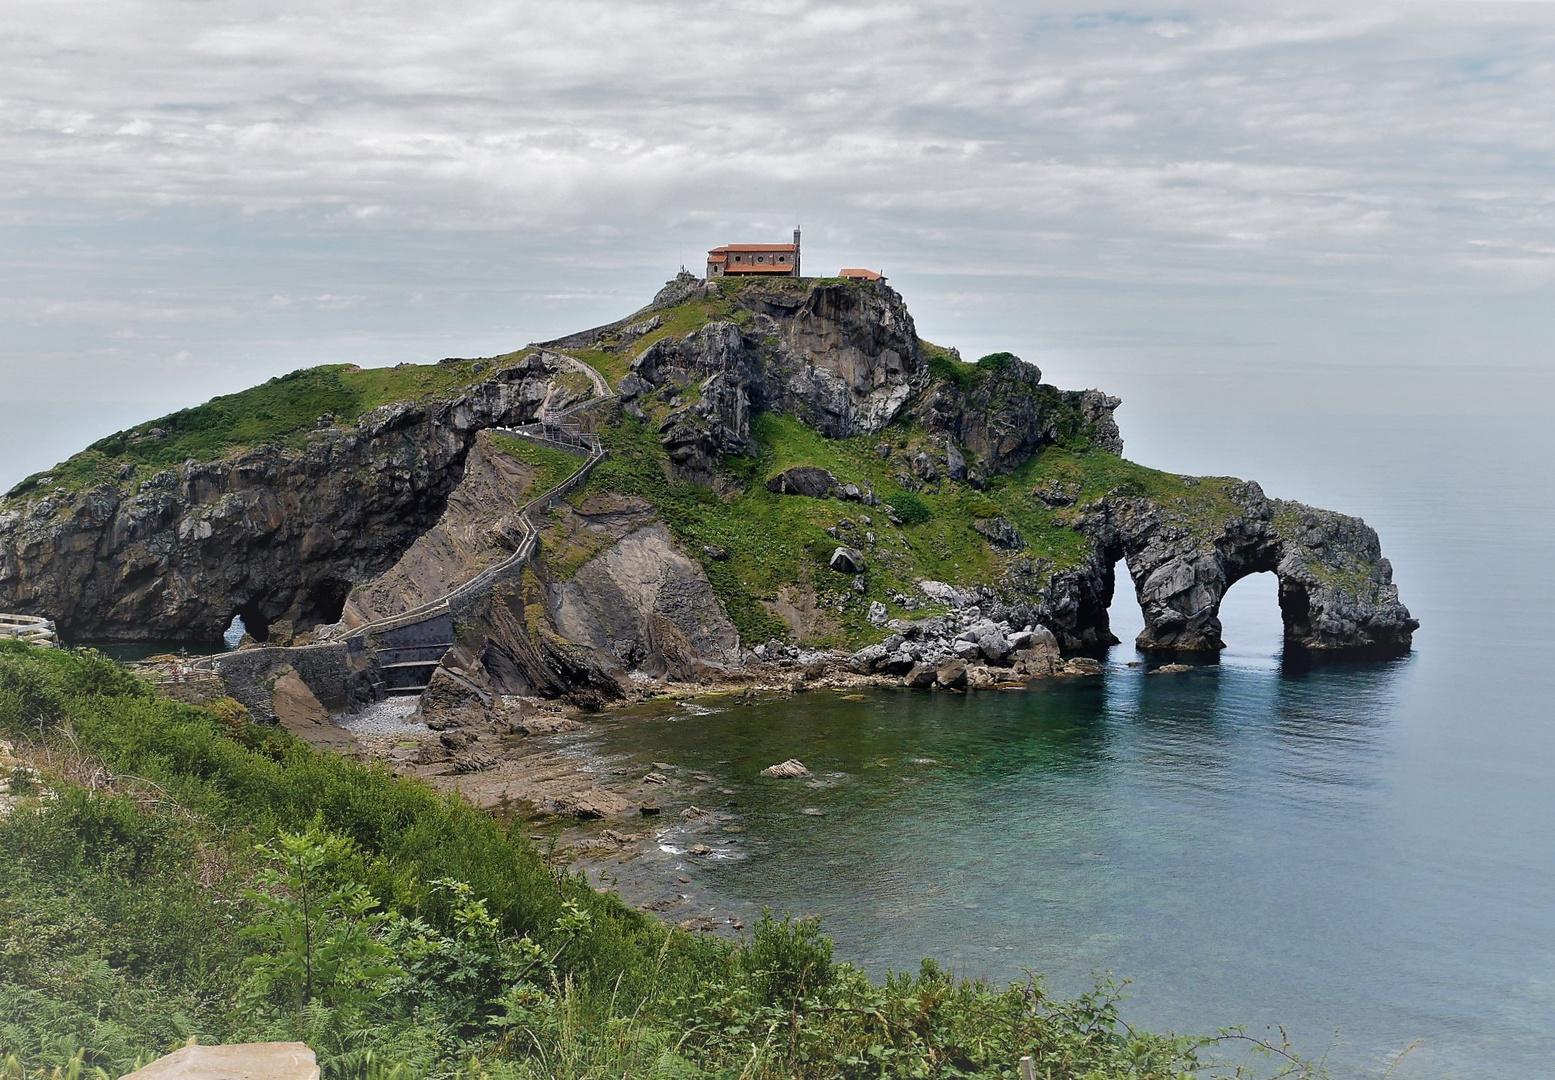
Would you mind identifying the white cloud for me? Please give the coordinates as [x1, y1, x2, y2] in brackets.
[4, 0, 1555, 485]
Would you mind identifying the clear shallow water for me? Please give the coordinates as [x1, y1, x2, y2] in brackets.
[581, 414, 1555, 1079]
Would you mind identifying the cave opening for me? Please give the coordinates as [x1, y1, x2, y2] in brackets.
[228, 598, 270, 646]
[306, 578, 351, 627]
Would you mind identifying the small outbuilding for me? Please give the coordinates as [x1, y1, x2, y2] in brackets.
[838, 268, 886, 282]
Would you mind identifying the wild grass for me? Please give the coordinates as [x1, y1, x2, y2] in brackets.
[6, 356, 523, 499]
[487, 435, 584, 500]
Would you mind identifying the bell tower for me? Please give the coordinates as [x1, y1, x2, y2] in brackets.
[793, 227, 801, 277]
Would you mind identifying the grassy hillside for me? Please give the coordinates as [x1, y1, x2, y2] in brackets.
[0, 641, 1269, 1080]
[6, 354, 527, 500]
[559, 407, 1239, 650]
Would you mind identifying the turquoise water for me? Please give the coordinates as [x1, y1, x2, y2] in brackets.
[578, 413, 1555, 1079]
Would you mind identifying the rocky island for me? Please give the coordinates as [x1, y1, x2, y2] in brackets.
[0, 273, 1416, 725]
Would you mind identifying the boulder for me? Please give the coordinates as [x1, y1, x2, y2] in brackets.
[867, 600, 889, 626]
[121, 1044, 319, 1080]
[452, 746, 499, 774]
[946, 441, 968, 481]
[965, 665, 998, 691]
[935, 659, 968, 690]
[974, 624, 1013, 664]
[918, 580, 972, 608]
[760, 758, 812, 779]
[904, 663, 939, 689]
[880, 650, 917, 675]
[849, 643, 888, 672]
[1028, 624, 1059, 650]
[829, 547, 866, 574]
[766, 466, 838, 497]
[973, 517, 1025, 549]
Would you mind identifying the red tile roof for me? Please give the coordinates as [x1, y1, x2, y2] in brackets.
[708, 244, 798, 253]
[838, 268, 884, 280]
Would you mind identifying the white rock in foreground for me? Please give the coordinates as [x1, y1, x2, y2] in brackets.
[760, 758, 812, 779]
[122, 1044, 318, 1080]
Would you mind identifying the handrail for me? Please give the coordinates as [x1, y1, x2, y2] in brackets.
[335, 356, 613, 639]
[195, 350, 614, 676]
[0, 612, 57, 647]
[197, 352, 615, 677]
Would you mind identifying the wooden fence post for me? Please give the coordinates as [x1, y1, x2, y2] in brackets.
[1018, 1055, 1036, 1080]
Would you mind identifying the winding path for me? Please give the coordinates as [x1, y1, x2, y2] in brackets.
[198, 350, 615, 691]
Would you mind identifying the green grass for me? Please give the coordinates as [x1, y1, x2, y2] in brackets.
[7, 355, 529, 499]
[574, 412, 1009, 648]
[920, 341, 1021, 388]
[570, 400, 1254, 651]
[0, 640, 1287, 1080]
[488, 435, 587, 500]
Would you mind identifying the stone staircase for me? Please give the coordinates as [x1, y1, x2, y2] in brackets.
[337, 355, 615, 694]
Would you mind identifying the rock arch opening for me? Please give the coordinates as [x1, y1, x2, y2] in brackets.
[229, 598, 270, 645]
[1104, 556, 1146, 653]
[1216, 570, 1283, 660]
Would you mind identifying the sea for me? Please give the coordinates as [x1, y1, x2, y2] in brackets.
[6, 368, 1553, 1079]
[573, 404, 1555, 1080]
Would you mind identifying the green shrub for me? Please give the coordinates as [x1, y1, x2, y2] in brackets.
[889, 490, 933, 526]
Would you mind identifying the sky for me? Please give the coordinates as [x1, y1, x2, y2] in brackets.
[3, 0, 1554, 497]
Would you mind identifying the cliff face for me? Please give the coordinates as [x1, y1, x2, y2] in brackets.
[0, 354, 573, 641]
[605, 279, 1122, 481]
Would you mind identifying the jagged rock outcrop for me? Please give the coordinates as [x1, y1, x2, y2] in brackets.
[1028, 481, 1416, 654]
[614, 280, 924, 476]
[913, 353, 1123, 474]
[0, 354, 575, 641]
[549, 522, 740, 680]
[609, 283, 1122, 482]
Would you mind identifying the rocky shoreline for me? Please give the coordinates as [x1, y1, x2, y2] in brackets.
[231, 605, 1103, 936]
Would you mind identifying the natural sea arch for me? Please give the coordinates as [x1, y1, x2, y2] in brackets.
[1104, 558, 1284, 659]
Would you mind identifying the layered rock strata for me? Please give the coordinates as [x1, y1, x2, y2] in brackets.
[0, 354, 575, 641]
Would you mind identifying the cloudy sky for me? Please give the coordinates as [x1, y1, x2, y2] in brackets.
[3, 0, 1554, 493]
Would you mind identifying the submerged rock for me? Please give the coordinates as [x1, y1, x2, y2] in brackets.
[760, 758, 812, 779]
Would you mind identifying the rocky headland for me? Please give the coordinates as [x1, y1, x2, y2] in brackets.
[0, 273, 1416, 743]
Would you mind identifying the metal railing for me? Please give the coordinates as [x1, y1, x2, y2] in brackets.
[342, 356, 614, 642]
[191, 350, 615, 685]
[0, 613, 57, 647]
